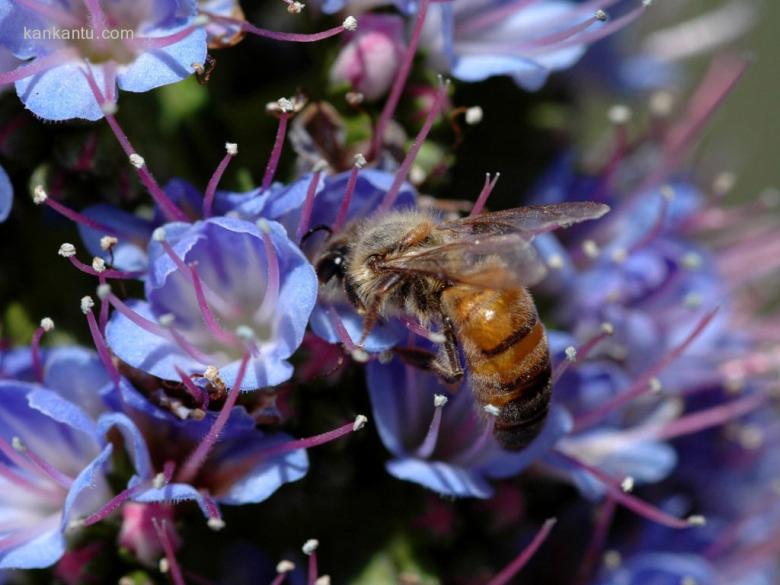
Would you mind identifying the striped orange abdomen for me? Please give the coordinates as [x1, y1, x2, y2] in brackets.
[441, 286, 552, 450]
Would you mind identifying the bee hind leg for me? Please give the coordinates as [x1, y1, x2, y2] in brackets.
[393, 329, 464, 388]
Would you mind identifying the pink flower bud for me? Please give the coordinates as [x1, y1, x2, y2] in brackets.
[119, 503, 180, 567]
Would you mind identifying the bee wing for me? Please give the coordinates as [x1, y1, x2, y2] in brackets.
[439, 202, 610, 239]
[378, 233, 548, 289]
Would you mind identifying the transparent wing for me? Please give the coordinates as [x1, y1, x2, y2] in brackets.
[378, 233, 547, 289]
[438, 202, 610, 238]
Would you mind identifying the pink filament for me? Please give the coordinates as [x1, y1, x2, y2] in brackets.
[256, 231, 281, 322]
[455, 416, 496, 465]
[98, 275, 110, 333]
[325, 307, 358, 352]
[333, 165, 360, 232]
[574, 308, 719, 431]
[296, 172, 323, 243]
[203, 152, 234, 218]
[261, 113, 290, 190]
[551, 329, 612, 384]
[415, 402, 445, 458]
[85, 307, 122, 389]
[469, 173, 501, 216]
[189, 264, 239, 346]
[628, 193, 670, 254]
[0, 461, 60, 499]
[152, 519, 186, 585]
[205, 12, 348, 43]
[130, 27, 198, 51]
[175, 366, 206, 407]
[307, 551, 319, 585]
[82, 0, 108, 37]
[0, 50, 76, 86]
[555, 451, 694, 529]
[42, 195, 121, 236]
[378, 81, 448, 212]
[370, 0, 431, 159]
[17, 443, 74, 490]
[0, 437, 49, 484]
[67, 256, 143, 280]
[31, 326, 46, 384]
[487, 518, 557, 585]
[105, 293, 169, 338]
[177, 353, 251, 484]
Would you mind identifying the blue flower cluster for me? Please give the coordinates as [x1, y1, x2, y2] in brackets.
[0, 0, 776, 583]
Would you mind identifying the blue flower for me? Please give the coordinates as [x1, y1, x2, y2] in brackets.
[365, 354, 569, 498]
[420, 0, 616, 91]
[0, 0, 207, 120]
[105, 216, 318, 390]
[595, 553, 714, 585]
[0, 163, 11, 223]
[0, 382, 113, 569]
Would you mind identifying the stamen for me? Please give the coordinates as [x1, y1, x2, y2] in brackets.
[174, 366, 207, 407]
[152, 519, 185, 585]
[486, 518, 557, 585]
[203, 143, 238, 218]
[98, 276, 109, 333]
[470, 172, 501, 216]
[177, 354, 251, 484]
[552, 324, 613, 384]
[303, 539, 319, 585]
[0, 460, 61, 499]
[628, 190, 671, 253]
[82, 297, 122, 390]
[102, 291, 169, 338]
[256, 220, 281, 323]
[0, 50, 77, 86]
[401, 318, 446, 344]
[415, 395, 448, 458]
[200, 492, 225, 531]
[130, 26, 202, 51]
[0, 436, 51, 485]
[574, 308, 718, 431]
[272, 560, 296, 585]
[80, 67, 188, 223]
[332, 156, 364, 232]
[296, 170, 324, 243]
[63, 250, 143, 280]
[262, 104, 291, 190]
[203, 11, 355, 43]
[32, 185, 121, 235]
[378, 79, 449, 212]
[576, 496, 617, 585]
[31, 318, 54, 384]
[82, 0, 109, 38]
[455, 410, 497, 464]
[12, 436, 74, 490]
[369, 0, 430, 159]
[554, 451, 696, 529]
[189, 263, 240, 346]
[324, 306, 367, 362]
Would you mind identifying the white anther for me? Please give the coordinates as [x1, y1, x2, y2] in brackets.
[287, 1, 305, 14]
[687, 515, 707, 526]
[342, 15, 358, 31]
[345, 92, 364, 105]
[96, 283, 112, 300]
[313, 159, 330, 173]
[192, 14, 209, 27]
[428, 331, 447, 344]
[152, 227, 167, 242]
[603, 550, 622, 569]
[119, 578, 135, 585]
[92, 257, 107, 273]
[32, 185, 48, 204]
[484, 404, 501, 417]
[276, 560, 296, 573]
[713, 172, 736, 196]
[40, 317, 55, 332]
[81, 296, 95, 314]
[649, 90, 675, 117]
[660, 184, 676, 201]
[610, 248, 627, 264]
[565, 346, 577, 361]
[582, 239, 600, 259]
[235, 325, 255, 341]
[67, 518, 85, 531]
[256, 218, 271, 234]
[207, 517, 226, 531]
[465, 106, 483, 125]
[277, 97, 294, 112]
[58, 243, 76, 258]
[433, 394, 448, 408]
[152, 472, 167, 489]
[351, 348, 370, 363]
[302, 539, 319, 555]
[354, 153, 367, 168]
[608, 104, 632, 125]
[642, 0, 653, 7]
[353, 414, 368, 431]
[101, 102, 118, 115]
[683, 292, 702, 309]
[595, 9, 608, 21]
[159, 313, 175, 327]
[315, 576, 331, 585]
[128, 153, 145, 169]
[648, 377, 663, 393]
[620, 476, 635, 493]
[681, 252, 702, 270]
[738, 424, 764, 450]
[378, 350, 394, 364]
[600, 322, 614, 335]
[100, 235, 118, 251]
[204, 366, 220, 384]
[159, 558, 170, 574]
[547, 254, 564, 269]
[225, 142, 238, 156]
[11, 436, 25, 452]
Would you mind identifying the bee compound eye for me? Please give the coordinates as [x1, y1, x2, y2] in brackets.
[316, 255, 344, 284]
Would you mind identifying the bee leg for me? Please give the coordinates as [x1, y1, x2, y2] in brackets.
[437, 316, 464, 386]
[393, 328, 464, 387]
[357, 275, 400, 345]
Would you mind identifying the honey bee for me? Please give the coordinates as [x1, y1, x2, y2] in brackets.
[315, 202, 609, 450]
